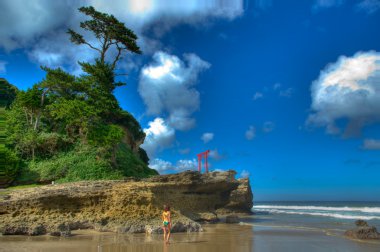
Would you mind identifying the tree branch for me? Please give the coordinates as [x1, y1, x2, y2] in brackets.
[111, 43, 123, 71]
[83, 41, 102, 53]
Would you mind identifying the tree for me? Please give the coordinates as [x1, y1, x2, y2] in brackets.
[67, 6, 141, 70]
[0, 78, 18, 108]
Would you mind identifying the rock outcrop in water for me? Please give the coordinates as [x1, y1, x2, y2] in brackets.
[345, 220, 380, 240]
[0, 170, 253, 236]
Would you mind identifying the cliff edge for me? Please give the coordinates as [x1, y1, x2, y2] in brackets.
[0, 170, 253, 236]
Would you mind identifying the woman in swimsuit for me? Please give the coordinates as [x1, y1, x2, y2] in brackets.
[162, 204, 171, 243]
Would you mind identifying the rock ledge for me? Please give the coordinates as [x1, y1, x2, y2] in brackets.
[0, 170, 253, 236]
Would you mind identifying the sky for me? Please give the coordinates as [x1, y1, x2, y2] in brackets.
[1, 0, 380, 201]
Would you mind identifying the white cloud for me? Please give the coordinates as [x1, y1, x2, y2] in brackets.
[273, 83, 282, 90]
[139, 51, 210, 131]
[263, 121, 275, 133]
[149, 158, 197, 173]
[179, 148, 191, 154]
[0, 61, 7, 73]
[201, 132, 214, 143]
[356, 0, 380, 14]
[272, 83, 294, 98]
[253, 92, 263, 100]
[149, 158, 174, 172]
[141, 117, 175, 158]
[245, 126, 256, 140]
[176, 159, 197, 171]
[0, 0, 243, 71]
[240, 170, 250, 178]
[363, 139, 380, 150]
[0, 0, 78, 51]
[307, 51, 380, 136]
[209, 149, 225, 160]
[312, 0, 344, 12]
[279, 87, 294, 98]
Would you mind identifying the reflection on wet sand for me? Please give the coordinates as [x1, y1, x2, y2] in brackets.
[0, 224, 253, 252]
[2, 223, 379, 252]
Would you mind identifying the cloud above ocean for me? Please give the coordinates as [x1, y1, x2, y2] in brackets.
[307, 51, 380, 136]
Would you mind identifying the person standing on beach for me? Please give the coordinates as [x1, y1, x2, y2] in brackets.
[162, 205, 171, 243]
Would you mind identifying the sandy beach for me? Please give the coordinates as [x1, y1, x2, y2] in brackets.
[1, 222, 380, 252]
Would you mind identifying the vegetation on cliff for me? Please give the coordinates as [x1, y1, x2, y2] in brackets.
[0, 6, 158, 187]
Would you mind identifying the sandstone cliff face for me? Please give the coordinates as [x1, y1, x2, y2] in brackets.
[0, 170, 253, 236]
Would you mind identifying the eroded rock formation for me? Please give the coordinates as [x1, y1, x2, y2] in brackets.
[345, 220, 380, 240]
[0, 170, 253, 236]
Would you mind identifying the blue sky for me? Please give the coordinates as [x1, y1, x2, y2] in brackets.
[1, 0, 380, 201]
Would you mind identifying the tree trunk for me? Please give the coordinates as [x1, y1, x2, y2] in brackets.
[34, 88, 49, 131]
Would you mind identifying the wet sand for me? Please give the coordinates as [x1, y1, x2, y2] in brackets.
[1, 223, 380, 252]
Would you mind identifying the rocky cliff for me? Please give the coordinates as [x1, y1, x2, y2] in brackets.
[0, 170, 253, 236]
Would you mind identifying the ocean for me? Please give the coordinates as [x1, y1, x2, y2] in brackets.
[250, 201, 380, 235]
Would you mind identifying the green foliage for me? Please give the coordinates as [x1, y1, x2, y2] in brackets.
[0, 78, 18, 108]
[19, 145, 123, 183]
[116, 143, 158, 178]
[2, 6, 157, 187]
[114, 110, 145, 142]
[88, 124, 124, 147]
[67, 6, 141, 69]
[0, 146, 20, 187]
[138, 147, 149, 165]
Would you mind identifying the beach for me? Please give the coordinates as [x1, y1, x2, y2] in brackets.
[1, 216, 380, 252]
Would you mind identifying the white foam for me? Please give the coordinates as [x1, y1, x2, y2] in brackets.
[256, 209, 380, 220]
[252, 205, 380, 214]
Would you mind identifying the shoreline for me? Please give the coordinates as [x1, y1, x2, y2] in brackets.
[1, 223, 380, 252]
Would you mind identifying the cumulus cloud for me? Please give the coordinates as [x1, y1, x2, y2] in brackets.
[149, 158, 173, 172]
[240, 170, 250, 178]
[0, 61, 7, 73]
[312, 0, 344, 12]
[0, 0, 243, 71]
[356, 0, 380, 14]
[245, 126, 256, 140]
[139, 51, 210, 130]
[209, 149, 225, 161]
[141, 117, 175, 158]
[176, 159, 198, 171]
[201, 132, 214, 143]
[149, 158, 197, 173]
[263, 121, 275, 133]
[363, 139, 380, 150]
[252, 92, 263, 100]
[307, 51, 380, 136]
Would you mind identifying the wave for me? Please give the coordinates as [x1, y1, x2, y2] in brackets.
[254, 209, 380, 220]
[252, 205, 380, 214]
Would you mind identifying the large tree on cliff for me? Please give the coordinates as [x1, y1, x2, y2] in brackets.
[67, 6, 141, 70]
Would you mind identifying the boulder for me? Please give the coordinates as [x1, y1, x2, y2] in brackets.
[355, 220, 368, 227]
[345, 220, 380, 240]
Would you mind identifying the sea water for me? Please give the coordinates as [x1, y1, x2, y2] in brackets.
[251, 201, 380, 232]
